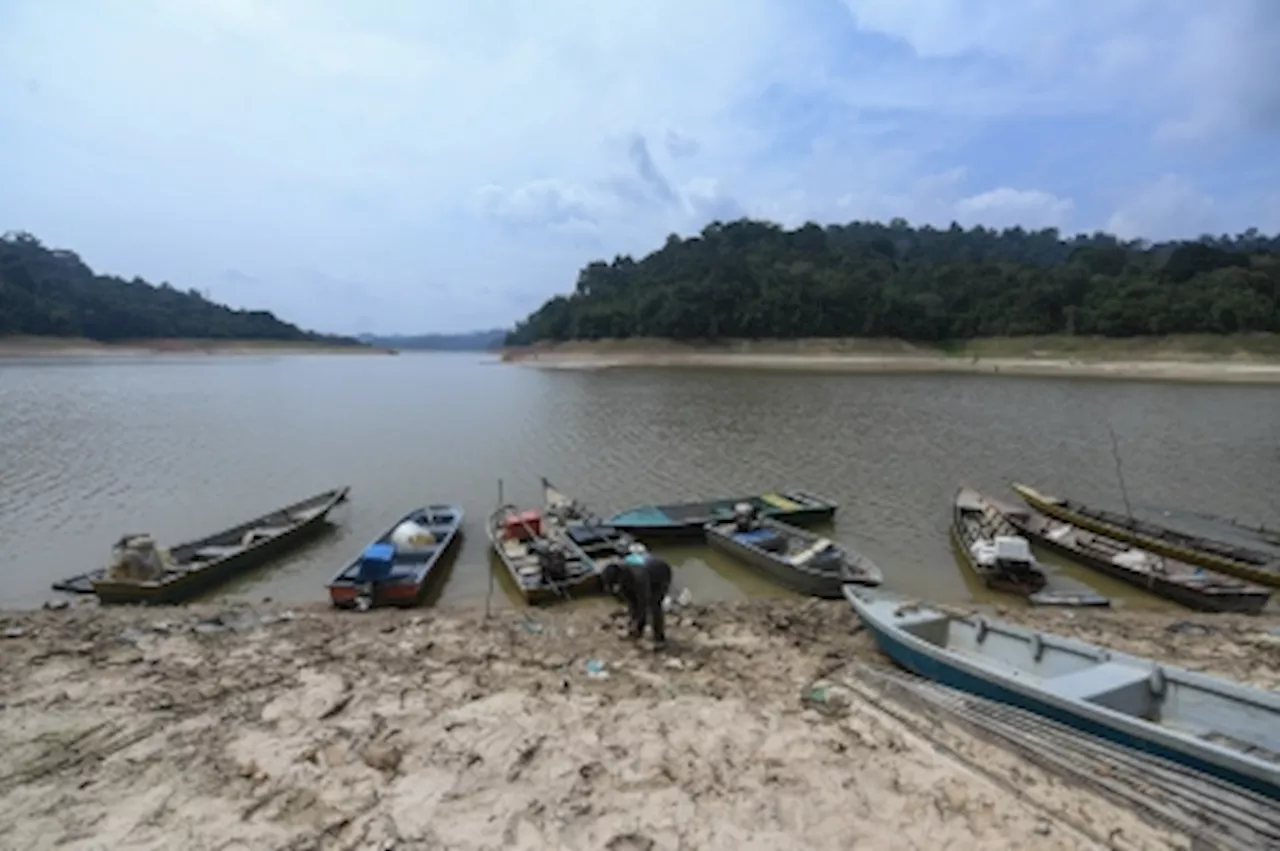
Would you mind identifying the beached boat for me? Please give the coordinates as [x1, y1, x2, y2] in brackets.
[952, 486, 1109, 607]
[52, 487, 350, 605]
[705, 515, 882, 597]
[327, 505, 463, 610]
[1005, 505, 1272, 614]
[1013, 483, 1280, 588]
[608, 489, 837, 541]
[843, 586, 1280, 800]
[489, 478, 634, 605]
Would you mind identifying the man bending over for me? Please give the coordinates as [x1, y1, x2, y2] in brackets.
[601, 543, 672, 650]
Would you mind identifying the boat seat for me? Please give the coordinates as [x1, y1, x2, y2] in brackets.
[289, 507, 325, 523]
[1042, 662, 1155, 714]
[193, 545, 241, 560]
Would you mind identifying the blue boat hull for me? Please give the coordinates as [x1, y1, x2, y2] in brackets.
[863, 618, 1280, 800]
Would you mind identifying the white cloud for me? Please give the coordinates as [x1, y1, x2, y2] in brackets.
[473, 181, 609, 234]
[1105, 175, 1217, 241]
[955, 188, 1075, 231]
[840, 0, 1280, 137]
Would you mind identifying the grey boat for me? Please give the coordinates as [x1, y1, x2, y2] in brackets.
[845, 586, 1280, 800]
[705, 515, 882, 598]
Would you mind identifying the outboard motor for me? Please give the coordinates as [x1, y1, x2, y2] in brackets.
[733, 502, 758, 533]
[533, 541, 570, 584]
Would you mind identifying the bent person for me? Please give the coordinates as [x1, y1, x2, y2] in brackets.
[601, 544, 673, 649]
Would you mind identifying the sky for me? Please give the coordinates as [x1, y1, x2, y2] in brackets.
[2, 0, 1278, 335]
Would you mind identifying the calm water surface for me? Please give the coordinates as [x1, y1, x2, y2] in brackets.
[1, 353, 1277, 611]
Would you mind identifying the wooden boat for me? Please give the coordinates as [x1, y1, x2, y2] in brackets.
[1013, 483, 1280, 588]
[952, 486, 1109, 607]
[705, 515, 882, 598]
[327, 505, 463, 610]
[608, 489, 837, 541]
[1005, 504, 1272, 615]
[844, 586, 1280, 800]
[488, 478, 635, 605]
[52, 487, 350, 605]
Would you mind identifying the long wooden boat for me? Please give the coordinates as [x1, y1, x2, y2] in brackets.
[52, 487, 350, 605]
[327, 505, 463, 610]
[843, 586, 1280, 800]
[1004, 504, 1272, 614]
[1013, 483, 1280, 588]
[608, 489, 837, 541]
[705, 515, 882, 598]
[952, 486, 1109, 608]
[489, 478, 634, 605]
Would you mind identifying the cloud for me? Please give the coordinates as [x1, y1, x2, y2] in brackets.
[0, 0, 1276, 333]
[1105, 175, 1217, 241]
[665, 130, 701, 160]
[955, 189, 1075, 231]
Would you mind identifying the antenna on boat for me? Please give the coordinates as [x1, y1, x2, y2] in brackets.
[487, 478, 502, 620]
[1105, 421, 1134, 520]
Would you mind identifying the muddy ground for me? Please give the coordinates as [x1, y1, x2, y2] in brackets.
[2, 598, 1278, 850]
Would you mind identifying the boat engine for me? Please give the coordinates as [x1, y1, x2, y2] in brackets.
[106, 535, 169, 583]
[532, 541, 570, 584]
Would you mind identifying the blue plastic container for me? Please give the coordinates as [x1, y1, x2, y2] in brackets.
[358, 542, 396, 583]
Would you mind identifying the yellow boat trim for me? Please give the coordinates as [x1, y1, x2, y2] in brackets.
[1015, 482, 1280, 588]
[761, 493, 801, 511]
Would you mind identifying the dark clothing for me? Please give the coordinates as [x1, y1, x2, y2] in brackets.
[602, 554, 672, 644]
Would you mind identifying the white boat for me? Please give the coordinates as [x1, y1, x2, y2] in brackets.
[844, 586, 1280, 800]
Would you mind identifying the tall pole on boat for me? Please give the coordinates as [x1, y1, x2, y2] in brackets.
[1106, 422, 1134, 520]
[486, 478, 502, 619]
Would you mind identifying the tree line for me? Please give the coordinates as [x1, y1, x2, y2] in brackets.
[505, 219, 1280, 345]
[0, 231, 361, 344]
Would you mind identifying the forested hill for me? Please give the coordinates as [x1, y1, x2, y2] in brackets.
[505, 219, 1280, 345]
[0, 231, 362, 345]
[358, 329, 506, 350]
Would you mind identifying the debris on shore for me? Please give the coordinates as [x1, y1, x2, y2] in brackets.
[2, 598, 1276, 850]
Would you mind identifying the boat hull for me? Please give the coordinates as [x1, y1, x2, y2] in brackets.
[1009, 513, 1271, 615]
[609, 490, 838, 541]
[951, 487, 1109, 607]
[705, 519, 881, 598]
[488, 478, 619, 605]
[81, 488, 350, 605]
[1014, 483, 1280, 588]
[844, 588, 1280, 801]
[327, 508, 464, 609]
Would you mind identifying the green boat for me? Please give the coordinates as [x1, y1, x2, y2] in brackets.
[53, 487, 350, 605]
[608, 489, 838, 541]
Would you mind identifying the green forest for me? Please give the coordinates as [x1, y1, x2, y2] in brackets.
[0, 231, 361, 344]
[505, 219, 1280, 345]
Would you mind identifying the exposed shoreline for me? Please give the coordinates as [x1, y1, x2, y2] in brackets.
[1, 597, 1275, 849]
[502, 336, 1280, 384]
[0, 336, 394, 358]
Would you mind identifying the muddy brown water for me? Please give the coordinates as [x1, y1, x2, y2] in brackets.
[0, 352, 1276, 610]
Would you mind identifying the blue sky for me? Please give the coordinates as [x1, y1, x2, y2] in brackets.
[2, 0, 1278, 335]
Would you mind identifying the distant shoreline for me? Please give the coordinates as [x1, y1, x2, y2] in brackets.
[0, 336, 395, 358]
[501, 336, 1280, 384]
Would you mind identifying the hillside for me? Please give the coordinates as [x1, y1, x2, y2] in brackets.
[505, 220, 1280, 345]
[358, 329, 506, 351]
[0, 231, 362, 345]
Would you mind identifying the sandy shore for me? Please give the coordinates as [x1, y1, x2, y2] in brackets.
[0, 337, 393, 358]
[502, 338, 1280, 384]
[3, 597, 1277, 850]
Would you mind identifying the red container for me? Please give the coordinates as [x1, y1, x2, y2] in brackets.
[502, 510, 542, 541]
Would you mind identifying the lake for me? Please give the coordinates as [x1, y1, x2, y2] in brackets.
[0, 352, 1277, 610]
